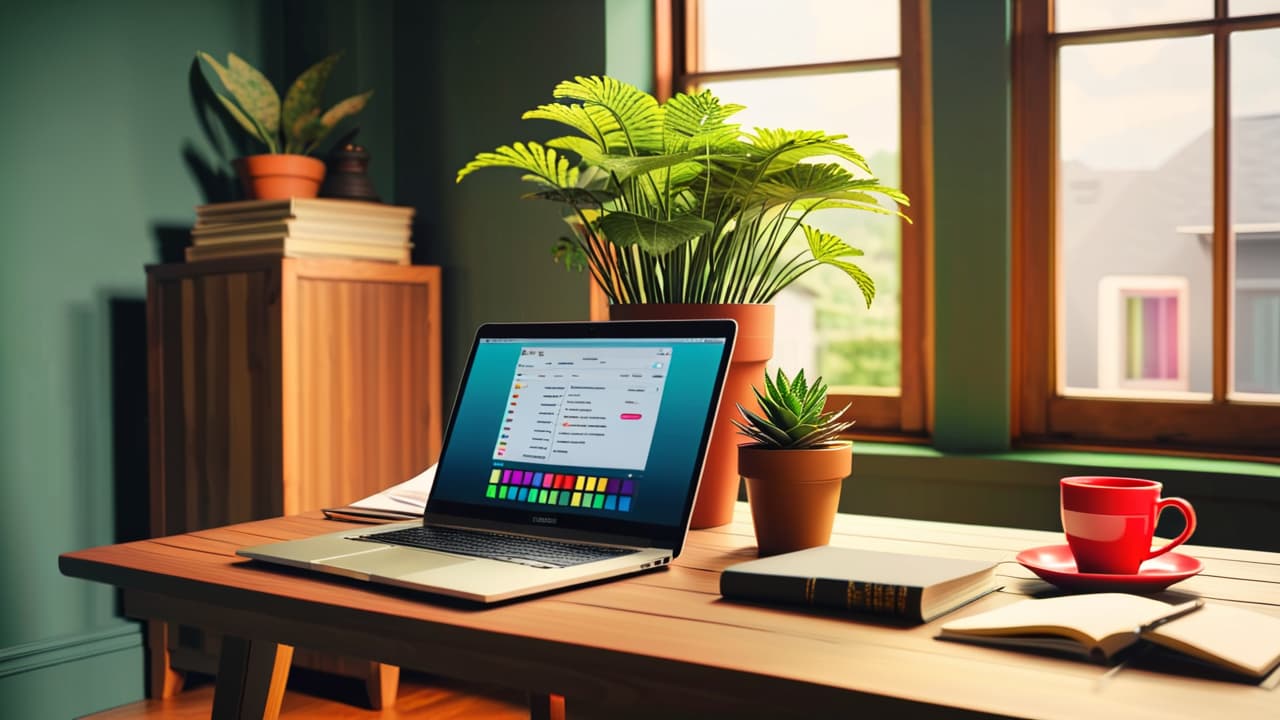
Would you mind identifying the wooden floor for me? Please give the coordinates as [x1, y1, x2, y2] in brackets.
[82, 668, 530, 719]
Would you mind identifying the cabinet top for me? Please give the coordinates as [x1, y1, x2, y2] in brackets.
[146, 257, 440, 284]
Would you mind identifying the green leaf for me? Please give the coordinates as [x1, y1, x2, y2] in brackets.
[663, 90, 743, 152]
[595, 212, 713, 257]
[546, 136, 702, 182]
[524, 103, 620, 151]
[283, 108, 321, 154]
[224, 53, 280, 138]
[746, 128, 871, 174]
[282, 52, 340, 150]
[804, 225, 876, 308]
[197, 51, 277, 151]
[456, 141, 579, 189]
[552, 237, 589, 272]
[552, 75, 663, 153]
[733, 409, 792, 446]
[212, 95, 268, 147]
[790, 368, 808, 398]
[522, 186, 617, 205]
[306, 90, 373, 153]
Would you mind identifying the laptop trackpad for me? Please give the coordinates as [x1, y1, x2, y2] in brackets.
[321, 546, 470, 578]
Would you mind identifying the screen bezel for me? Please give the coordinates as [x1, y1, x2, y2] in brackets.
[422, 319, 737, 555]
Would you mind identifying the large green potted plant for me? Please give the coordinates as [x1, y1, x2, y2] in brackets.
[456, 75, 906, 528]
[733, 368, 853, 556]
[196, 51, 373, 200]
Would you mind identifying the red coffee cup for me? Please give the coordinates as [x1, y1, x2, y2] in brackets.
[1060, 476, 1197, 574]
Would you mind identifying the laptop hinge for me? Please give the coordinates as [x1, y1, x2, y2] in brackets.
[421, 513, 659, 549]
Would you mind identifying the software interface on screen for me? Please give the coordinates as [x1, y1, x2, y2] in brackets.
[431, 337, 727, 527]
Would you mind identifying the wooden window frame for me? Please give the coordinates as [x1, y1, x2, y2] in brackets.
[1013, 1, 1280, 458]
[632, 0, 933, 440]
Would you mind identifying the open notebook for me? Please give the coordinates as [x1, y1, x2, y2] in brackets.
[938, 593, 1280, 684]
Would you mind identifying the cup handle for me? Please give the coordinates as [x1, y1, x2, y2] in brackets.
[1146, 497, 1197, 561]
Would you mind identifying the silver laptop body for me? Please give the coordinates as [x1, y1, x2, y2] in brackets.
[239, 319, 737, 603]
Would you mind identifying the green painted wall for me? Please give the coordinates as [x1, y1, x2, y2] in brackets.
[392, 0, 605, 400]
[280, 0, 397, 200]
[0, 0, 381, 715]
[931, 0, 1012, 451]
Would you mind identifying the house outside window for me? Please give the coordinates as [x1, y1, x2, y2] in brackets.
[1014, 1, 1280, 455]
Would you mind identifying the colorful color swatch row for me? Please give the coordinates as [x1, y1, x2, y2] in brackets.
[486, 468, 634, 511]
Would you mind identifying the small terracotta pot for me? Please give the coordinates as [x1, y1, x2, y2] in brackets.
[234, 154, 326, 200]
[608, 303, 774, 529]
[740, 441, 852, 556]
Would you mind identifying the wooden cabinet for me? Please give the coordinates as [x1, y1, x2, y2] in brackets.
[143, 257, 442, 703]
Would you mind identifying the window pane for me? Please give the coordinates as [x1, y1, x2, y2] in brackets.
[1057, 37, 1213, 398]
[697, 0, 899, 72]
[1230, 27, 1280, 399]
[1055, 0, 1210, 32]
[700, 71, 902, 391]
[1231, 0, 1280, 16]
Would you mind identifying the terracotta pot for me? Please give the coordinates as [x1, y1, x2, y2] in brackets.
[608, 303, 774, 528]
[234, 154, 326, 200]
[739, 441, 852, 556]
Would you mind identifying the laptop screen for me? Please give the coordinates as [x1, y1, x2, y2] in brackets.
[424, 320, 735, 547]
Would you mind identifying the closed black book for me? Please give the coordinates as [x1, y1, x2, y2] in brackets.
[720, 546, 999, 623]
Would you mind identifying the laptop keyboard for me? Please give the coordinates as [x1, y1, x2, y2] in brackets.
[359, 525, 637, 569]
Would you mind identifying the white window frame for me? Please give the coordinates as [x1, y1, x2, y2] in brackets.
[1096, 275, 1191, 394]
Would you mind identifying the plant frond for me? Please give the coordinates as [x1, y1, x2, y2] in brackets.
[552, 237, 590, 272]
[553, 75, 664, 153]
[524, 103, 620, 151]
[745, 128, 871, 174]
[456, 141, 579, 189]
[596, 212, 713, 257]
[790, 196, 912, 223]
[804, 225, 876, 307]
[663, 90, 744, 152]
[755, 164, 909, 205]
[548, 135, 702, 182]
[522, 186, 617, 205]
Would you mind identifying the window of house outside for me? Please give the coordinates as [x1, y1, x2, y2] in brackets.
[1015, 0, 1280, 456]
[669, 0, 930, 436]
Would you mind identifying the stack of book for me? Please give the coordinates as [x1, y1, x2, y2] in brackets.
[186, 198, 415, 264]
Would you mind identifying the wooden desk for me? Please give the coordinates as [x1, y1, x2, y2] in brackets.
[60, 506, 1280, 719]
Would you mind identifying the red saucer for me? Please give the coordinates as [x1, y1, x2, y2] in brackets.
[1016, 544, 1203, 593]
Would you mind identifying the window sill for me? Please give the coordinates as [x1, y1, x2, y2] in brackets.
[842, 442, 1280, 551]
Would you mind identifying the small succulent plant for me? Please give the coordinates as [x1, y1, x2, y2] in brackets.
[732, 368, 853, 449]
[196, 51, 372, 156]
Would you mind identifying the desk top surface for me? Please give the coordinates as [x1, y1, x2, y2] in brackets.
[60, 505, 1280, 719]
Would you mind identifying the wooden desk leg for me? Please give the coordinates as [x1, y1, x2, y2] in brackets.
[146, 619, 186, 698]
[529, 692, 565, 720]
[211, 636, 293, 720]
[364, 661, 400, 709]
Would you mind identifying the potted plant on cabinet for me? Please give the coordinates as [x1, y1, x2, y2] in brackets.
[732, 368, 853, 556]
[196, 51, 373, 200]
[456, 75, 906, 528]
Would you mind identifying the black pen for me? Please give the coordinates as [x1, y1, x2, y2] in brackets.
[1136, 598, 1206, 637]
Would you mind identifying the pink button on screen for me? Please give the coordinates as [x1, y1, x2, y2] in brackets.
[620, 413, 642, 420]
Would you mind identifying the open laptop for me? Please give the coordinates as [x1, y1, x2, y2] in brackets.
[239, 318, 737, 603]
